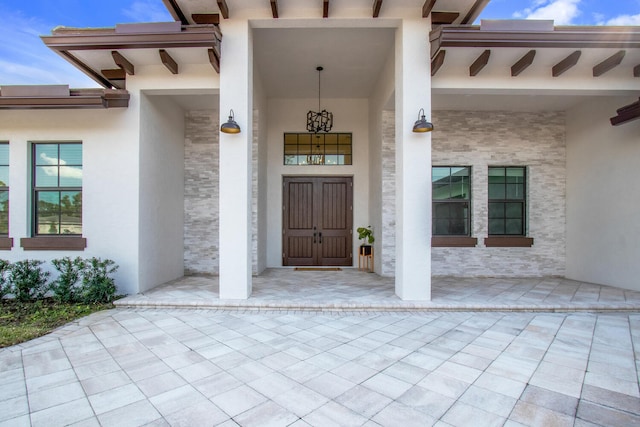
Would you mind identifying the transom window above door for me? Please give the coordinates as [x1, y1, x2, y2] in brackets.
[284, 133, 352, 166]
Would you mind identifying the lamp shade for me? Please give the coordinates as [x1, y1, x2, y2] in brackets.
[412, 108, 434, 133]
[220, 109, 241, 134]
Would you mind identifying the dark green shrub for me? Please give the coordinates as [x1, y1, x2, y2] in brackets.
[9, 260, 50, 302]
[51, 257, 85, 303]
[0, 259, 11, 299]
[80, 258, 118, 303]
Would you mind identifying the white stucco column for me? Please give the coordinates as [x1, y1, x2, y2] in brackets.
[219, 20, 253, 299]
[394, 18, 432, 300]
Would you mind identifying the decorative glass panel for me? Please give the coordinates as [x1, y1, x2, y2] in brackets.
[283, 133, 352, 165]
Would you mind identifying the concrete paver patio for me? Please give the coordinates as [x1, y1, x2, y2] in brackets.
[2, 271, 640, 426]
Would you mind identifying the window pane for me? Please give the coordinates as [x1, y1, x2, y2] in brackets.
[284, 134, 298, 145]
[284, 145, 297, 155]
[489, 219, 504, 235]
[0, 145, 9, 165]
[0, 191, 7, 235]
[61, 191, 82, 235]
[325, 134, 337, 145]
[338, 134, 351, 145]
[37, 191, 60, 235]
[324, 155, 338, 165]
[488, 167, 505, 178]
[505, 219, 523, 235]
[284, 155, 297, 165]
[505, 203, 523, 218]
[36, 166, 59, 187]
[488, 183, 505, 199]
[35, 144, 58, 166]
[0, 166, 8, 187]
[506, 167, 524, 179]
[506, 183, 524, 199]
[298, 134, 311, 145]
[325, 145, 338, 155]
[60, 166, 82, 187]
[488, 203, 504, 219]
[298, 144, 312, 155]
[432, 167, 450, 183]
[60, 144, 82, 165]
[433, 183, 451, 200]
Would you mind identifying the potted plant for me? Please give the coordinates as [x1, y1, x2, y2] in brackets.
[357, 226, 375, 255]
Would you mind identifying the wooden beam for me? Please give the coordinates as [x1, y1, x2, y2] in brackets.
[161, 0, 189, 25]
[191, 14, 220, 24]
[635, 64, 640, 77]
[159, 49, 178, 74]
[511, 50, 536, 77]
[610, 98, 640, 126]
[422, 0, 436, 18]
[208, 48, 220, 73]
[323, 0, 329, 18]
[470, 49, 490, 76]
[101, 69, 126, 89]
[373, 0, 383, 18]
[111, 51, 134, 75]
[270, 0, 279, 18]
[432, 12, 460, 25]
[101, 69, 126, 80]
[461, 0, 491, 24]
[552, 50, 581, 77]
[431, 50, 446, 76]
[217, 0, 230, 19]
[593, 50, 625, 77]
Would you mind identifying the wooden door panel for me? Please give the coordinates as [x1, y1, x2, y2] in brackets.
[283, 176, 352, 266]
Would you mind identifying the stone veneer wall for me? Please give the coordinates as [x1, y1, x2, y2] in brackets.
[431, 110, 566, 276]
[184, 111, 219, 275]
[184, 110, 259, 276]
[380, 110, 396, 276]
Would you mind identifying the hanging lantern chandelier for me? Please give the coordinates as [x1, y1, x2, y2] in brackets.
[307, 66, 333, 133]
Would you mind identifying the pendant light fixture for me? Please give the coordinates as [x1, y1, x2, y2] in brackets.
[307, 66, 333, 133]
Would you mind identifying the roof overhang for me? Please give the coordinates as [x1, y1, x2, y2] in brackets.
[0, 86, 130, 110]
[41, 24, 222, 89]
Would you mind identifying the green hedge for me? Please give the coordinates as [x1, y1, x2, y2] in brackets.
[0, 257, 119, 304]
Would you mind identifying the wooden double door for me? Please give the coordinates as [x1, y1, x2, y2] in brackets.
[283, 176, 353, 266]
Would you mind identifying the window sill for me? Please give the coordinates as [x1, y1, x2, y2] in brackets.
[432, 236, 478, 247]
[484, 237, 534, 247]
[0, 237, 13, 250]
[20, 237, 87, 251]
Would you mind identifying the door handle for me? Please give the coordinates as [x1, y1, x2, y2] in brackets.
[318, 232, 322, 244]
[313, 232, 317, 243]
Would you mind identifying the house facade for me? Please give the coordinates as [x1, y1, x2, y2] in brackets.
[0, 0, 638, 301]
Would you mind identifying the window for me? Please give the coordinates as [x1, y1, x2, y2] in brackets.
[284, 133, 352, 165]
[0, 144, 8, 236]
[432, 166, 471, 236]
[488, 167, 526, 235]
[33, 143, 82, 236]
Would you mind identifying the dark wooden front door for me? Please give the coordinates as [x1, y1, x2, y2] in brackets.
[283, 176, 353, 266]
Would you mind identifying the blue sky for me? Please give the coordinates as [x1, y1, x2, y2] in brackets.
[0, 0, 639, 87]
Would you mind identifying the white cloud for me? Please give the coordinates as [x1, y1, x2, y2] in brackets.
[122, 0, 174, 23]
[602, 13, 640, 25]
[39, 154, 82, 180]
[514, 0, 583, 25]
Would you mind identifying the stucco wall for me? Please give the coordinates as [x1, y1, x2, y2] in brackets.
[566, 96, 640, 291]
[431, 110, 566, 277]
[0, 107, 141, 294]
[138, 94, 185, 292]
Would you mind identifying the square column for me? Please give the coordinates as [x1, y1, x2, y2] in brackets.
[394, 18, 432, 300]
[219, 20, 253, 299]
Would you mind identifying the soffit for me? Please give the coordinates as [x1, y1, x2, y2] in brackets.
[168, 0, 485, 22]
[431, 25, 640, 94]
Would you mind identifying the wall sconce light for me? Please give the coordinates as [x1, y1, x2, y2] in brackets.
[412, 108, 434, 133]
[220, 109, 241, 134]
